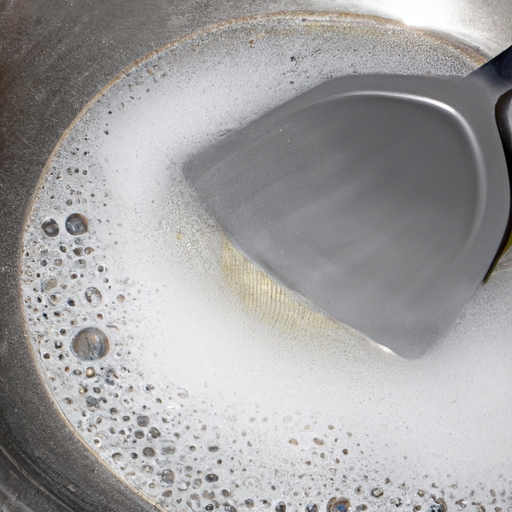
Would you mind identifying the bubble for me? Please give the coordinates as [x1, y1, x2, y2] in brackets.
[327, 498, 351, 512]
[161, 469, 175, 486]
[41, 278, 58, 292]
[143, 447, 155, 457]
[134, 430, 145, 439]
[148, 427, 160, 439]
[137, 415, 150, 427]
[205, 473, 219, 483]
[71, 327, 109, 360]
[431, 498, 447, 512]
[177, 481, 190, 491]
[246, 500, 255, 508]
[371, 488, 383, 498]
[65, 213, 88, 236]
[85, 287, 102, 306]
[86, 367, 96, 378]
[276, 502, 287, 512]
[42, 219, 59, 237]
[48, 293, 61, 305]
[85, 396, 99, 410]
[306, 505, 319, 512]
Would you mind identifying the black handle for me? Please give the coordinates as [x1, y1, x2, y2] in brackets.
[469, 43, 512, 100]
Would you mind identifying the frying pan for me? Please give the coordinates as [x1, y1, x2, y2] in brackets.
[1, 1, 512, 511]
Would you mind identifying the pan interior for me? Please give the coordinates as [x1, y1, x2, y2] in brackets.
[20, 13, 512, 512]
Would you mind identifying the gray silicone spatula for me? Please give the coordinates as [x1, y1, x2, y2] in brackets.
[184, 44, 512, 359]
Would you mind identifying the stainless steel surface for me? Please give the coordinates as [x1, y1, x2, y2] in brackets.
[1, 1, 512, 511]
[185, 71, 510, 359]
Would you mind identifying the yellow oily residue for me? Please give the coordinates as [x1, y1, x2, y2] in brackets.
[221, 237, 351, 339]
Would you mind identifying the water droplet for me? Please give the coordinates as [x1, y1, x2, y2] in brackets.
[65, 213, 88, 236]
[371, 488, 383, 498]
[161, 469, 175, 486]
[86, 367, 96, 378]
[418, 490, 426, 498]
[85, 287, 102, 306]
[42, 219, 59, 237]
[143, 447, 155, 457]
[137, 415, 150, 427]
[327, 497, 351, 512]
[71, 327, 109, 360]
[117, 294, 125, 303]
[205, 473, 219, 483]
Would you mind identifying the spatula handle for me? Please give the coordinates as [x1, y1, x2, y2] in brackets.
[469, 43, 512, 99]
[471, 44, 512, 278]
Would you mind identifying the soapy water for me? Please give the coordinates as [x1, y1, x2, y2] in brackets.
[20, 12, 512, 512]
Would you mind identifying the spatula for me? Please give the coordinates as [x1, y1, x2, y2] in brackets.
[184, 44, 512, 359]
